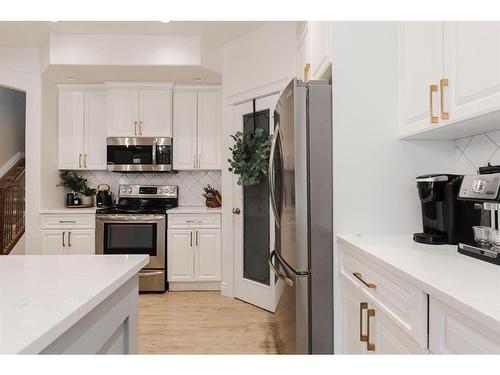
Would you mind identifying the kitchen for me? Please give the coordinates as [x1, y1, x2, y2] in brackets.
[1, 2, 500, 369]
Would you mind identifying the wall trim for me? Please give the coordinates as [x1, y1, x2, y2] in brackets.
[0, 151, 25, 179]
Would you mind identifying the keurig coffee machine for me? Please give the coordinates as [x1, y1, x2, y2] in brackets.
[414, 174, 480, 245]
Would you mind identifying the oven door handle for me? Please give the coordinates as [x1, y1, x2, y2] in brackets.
[96, 215, 165, 222]
[139, 270, 164, 278]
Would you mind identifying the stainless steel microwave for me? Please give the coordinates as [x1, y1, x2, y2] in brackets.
[107, 137, 172, 172]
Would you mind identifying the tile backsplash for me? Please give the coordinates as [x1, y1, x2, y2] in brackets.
[79, 170, 221, 207]
[456, 130, 500, 174]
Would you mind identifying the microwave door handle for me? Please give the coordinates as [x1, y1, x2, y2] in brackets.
[152, 139, 157, 168]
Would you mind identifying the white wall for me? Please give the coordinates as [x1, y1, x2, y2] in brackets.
[330, 22, 456, 351]
[220, 22, 297, 297]
[0, 87, 25, 168]
[0, 47, 42, 253]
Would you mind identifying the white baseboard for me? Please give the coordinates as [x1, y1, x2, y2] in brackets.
[0, 151, 25, 179]
[168, 281, 221, 291]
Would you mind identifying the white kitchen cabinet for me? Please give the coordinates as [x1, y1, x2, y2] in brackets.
[107, 84, 173, 137]
[167, 229, 195, 281]
[296, 22, 330, 81]
[197, 92, 222, 169]
[108, 89, 139, 136]
[172, 91, 198, 170]
[58, 88, 84, 170]
[40, 229, 95, 255]
[429, 296, 500, 354]
[194, 228, 221, 281]
[443, 22, 500, 125]
[397, 22, 444, 136]
[399, 21, 500, 139]
[167, 213, 221, 289]
[172, 87, 221, 170]
[340, 277, 368, 354]
[58, 85, 107, 170]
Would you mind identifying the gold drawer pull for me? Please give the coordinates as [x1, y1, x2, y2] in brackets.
[353, 272, 376, 289]
[429, 84, 439, 123]
[367, 308, 376, 351]
[440, 78, 449, 120]
[360, 302, 368, 342]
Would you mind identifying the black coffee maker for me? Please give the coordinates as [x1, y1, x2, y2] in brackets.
[414, 174, 480, 245]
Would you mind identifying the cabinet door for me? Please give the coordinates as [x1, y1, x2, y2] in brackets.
[197, 92, 222, 170]
[194, 229, 221, 281]
[340, 278, 367, 354]
[310, 22, 330, 79]
[397, 22, 444, 136]
[173, 91, 198, 170]
[84, 89, 107, 170]
[67, 230, 95, 255]
[108, 90, 139, 136]
[372, 307, 427, 354]
[429, 296, 500, 354]
[139, 90, 172, 137]
[40, 230, 66, 255]
[444, 22, 500, 124]
[58, 89, 85, 170]
[297, 22, 311, 81]
[167, 229, 195, 281]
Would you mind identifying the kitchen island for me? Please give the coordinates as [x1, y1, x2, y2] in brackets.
[0, 254, 148, 354]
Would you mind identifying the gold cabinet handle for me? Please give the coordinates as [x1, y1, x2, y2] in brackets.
[440, 78, 449, 120]
[304, 63, 311, 81]
[198, 154, 201, 169]
[367, 308, 376, 351]
[353, 272, 376, 289]
[360, 302, 368, 342]
[78, 154, 82, 168]
[139, 120, 143, 135]
[84, 154, 87, 168]
[429, 84, 439, 123]
[190, 231, 193, 247]
[62, 231, 65, 247]
[134, 121, 138, 135]
[196, 230, 199, 246]
[68, 231, 72, 247]
[193, 154, 197, 168]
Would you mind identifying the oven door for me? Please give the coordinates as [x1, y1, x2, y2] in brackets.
[96, 214, 166, 269]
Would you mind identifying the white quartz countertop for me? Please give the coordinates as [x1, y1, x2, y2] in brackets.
[337, 234, 500, 333]
[167, 206, 222, 214]
[0, 255, 148, 354]
[40, 207, 97, 214]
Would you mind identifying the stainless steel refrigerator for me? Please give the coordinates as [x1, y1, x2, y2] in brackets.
[269, 78, 333, 354]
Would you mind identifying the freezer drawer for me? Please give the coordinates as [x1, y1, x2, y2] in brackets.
[271, 251, 310, 354]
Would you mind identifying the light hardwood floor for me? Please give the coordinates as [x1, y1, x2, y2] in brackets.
[139, 291, 278, 354]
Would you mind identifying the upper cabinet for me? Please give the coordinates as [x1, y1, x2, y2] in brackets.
[107, 83, 173, 137]
[297, 22, 331, 82]
[398, 21, 500, 139]
[173, 87, 222, 170]
[58, 85, 107, 170]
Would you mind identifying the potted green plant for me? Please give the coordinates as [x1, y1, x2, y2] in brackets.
[79, 186, 97, 206]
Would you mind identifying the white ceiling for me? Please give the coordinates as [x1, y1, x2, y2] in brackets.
[0, 21, 267, 84]
[0, 21, 267, 47]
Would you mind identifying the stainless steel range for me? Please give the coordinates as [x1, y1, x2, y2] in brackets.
[96, 184, 178, 292]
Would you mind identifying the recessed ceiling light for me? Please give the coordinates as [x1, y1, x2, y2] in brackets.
[192, 77, 202, 81]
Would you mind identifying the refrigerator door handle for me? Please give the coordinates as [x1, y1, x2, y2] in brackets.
[269, 123, 281, 227]
[269, 250, 294, 287]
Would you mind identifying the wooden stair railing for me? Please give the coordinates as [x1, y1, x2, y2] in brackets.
[0, 158, 25, 255]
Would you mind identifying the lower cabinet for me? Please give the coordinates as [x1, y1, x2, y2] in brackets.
[429, 297, 500, 354]
[341, 276, 426, 354]
[40, 229, 95, 255]
[167, 213, 222, 291]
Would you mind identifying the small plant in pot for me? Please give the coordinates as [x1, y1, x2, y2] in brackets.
[79, 186, 97, 206]
[57, 171, 96, 206]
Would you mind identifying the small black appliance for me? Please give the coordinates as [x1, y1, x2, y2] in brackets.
[96, 183, 113, 208]
[414, 174, 480, 245]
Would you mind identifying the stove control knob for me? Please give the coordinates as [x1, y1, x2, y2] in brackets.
[121, 186, 126, 192]
[127, 188, 133, 193]
[158, 188, 163, 194]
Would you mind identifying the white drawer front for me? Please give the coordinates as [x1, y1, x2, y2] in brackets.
[340, 243, 428, 349]
[41, 213, 95, 229]
[168, 214, 221, 229]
